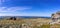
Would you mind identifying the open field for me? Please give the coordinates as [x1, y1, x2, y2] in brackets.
[0, 17, 59, 28]
[0, 17, 52, 28]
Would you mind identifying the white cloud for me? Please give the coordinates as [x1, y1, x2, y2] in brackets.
[0, 14, 21, 16]
[0, 7, 31, 12]
[0, 0, 10, 5]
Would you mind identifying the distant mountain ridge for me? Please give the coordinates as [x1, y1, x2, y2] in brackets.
[0, 16, 51, 19]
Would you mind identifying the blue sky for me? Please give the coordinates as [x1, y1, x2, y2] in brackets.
[0, 0, 60, 17]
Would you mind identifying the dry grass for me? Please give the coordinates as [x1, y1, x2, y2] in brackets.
[0, 18, 52, 28]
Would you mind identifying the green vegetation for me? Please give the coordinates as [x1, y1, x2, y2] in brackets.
[40, 24, 50, 28]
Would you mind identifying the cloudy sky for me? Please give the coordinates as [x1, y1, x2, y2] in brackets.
[0, 0, 60, 16]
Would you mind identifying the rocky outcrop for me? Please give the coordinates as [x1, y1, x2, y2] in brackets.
[51, 11, 60, 24]
[9, 17, 16, 20]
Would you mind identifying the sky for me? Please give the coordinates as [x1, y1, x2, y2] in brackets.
[0, 0, 60, 17]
